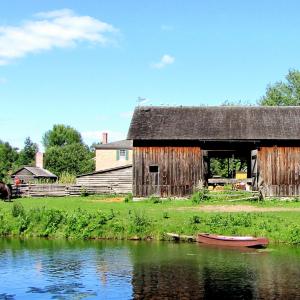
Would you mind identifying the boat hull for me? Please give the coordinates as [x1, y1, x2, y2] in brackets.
[196, 233, 269, 248]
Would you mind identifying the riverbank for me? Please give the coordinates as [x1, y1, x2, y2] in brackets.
[1, 195, 300, 244]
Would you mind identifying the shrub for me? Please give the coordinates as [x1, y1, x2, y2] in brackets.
[288, 225, 300, 244]
[224, 184, 233, 191]
[41, 209, 64, 236]
[191, 188, 210, 204]
[130, 210, 152, 234]
[124, 193, 133, 203]
[58, 172, 76, 184]
[11, 202, 25, 217]
[162, 212, 170, 219]
[190, 215, 201, 224]
[149, 195, 162, 204]
[80, 187, 89, 197]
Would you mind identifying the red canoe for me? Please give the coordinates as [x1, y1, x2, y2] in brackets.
[196, 233, 269, 248]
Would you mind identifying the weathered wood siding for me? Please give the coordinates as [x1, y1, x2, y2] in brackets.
[133, 147, 203, 197]
[13, 182, 131, 197]
[76, 167, 132, 194]
[13, 169, 35, 183]
[258, 147, 300, 196]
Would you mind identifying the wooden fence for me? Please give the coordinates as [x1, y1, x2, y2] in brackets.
[12, 183, 132, 198]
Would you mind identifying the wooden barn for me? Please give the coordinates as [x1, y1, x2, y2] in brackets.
[127, 106, 300, 198]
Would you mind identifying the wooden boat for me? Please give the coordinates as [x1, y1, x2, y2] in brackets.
[196, 233, 269, 248]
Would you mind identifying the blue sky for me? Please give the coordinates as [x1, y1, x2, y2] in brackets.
[1, 0, 300, 150]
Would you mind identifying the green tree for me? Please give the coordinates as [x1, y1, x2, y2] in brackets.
[210, 158, 247, 178]
[0, 140, 19, 182]
[42, 124, 82, 149]
[259, 69, 300, 106]
[17, 137, 38, 166]
[43, 125, 94, 176]
[44, 143, 94, 175]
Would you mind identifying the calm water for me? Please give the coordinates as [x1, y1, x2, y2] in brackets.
[0, 239, 300, 299]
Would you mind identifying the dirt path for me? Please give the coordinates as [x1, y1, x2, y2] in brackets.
[175, 205, 300, 212]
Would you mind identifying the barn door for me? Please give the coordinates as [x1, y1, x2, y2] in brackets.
[149, 165, 160, 196]
[251, 150, 258, 190]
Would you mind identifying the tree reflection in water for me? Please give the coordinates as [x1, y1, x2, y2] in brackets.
[1, 239, 300, 299]
[129, 242, 300, 300]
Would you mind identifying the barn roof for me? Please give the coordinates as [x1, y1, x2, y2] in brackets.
[12, 166, 57, 178]
[94, 139, 133, 149]
[127, 106, 300, 141]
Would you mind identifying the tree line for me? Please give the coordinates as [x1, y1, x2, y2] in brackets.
[0, 124, 95, 182]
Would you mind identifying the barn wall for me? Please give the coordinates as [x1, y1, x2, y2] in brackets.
[76, 167, 132, 194]
[133, 147, 203, 197]
[258, 146, 300, 196]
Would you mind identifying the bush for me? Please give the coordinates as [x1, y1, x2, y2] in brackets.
[224, 184, 233, 191]
[162, 212, 170, 219]
[11, 202, 25, 217]
[124, 193, 133, 203]
[80, 187, 89, 197]
[288, 225, 300, 244]
[58, 172, 76, 184]
[191, 188, 210, 204]
[130, 210, 152, 235]
[149, 195, 162, 204]
[190, 215, 201, 224]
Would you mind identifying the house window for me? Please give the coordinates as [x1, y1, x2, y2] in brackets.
[117, 149, 128, 160]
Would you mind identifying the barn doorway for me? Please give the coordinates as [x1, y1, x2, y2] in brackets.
[202, 149, 253, 189]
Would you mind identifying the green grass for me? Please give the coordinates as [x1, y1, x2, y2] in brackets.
[0, 195, 300, 244]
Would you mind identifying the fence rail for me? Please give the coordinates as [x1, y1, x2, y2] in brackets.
[12, 183, 132, 198]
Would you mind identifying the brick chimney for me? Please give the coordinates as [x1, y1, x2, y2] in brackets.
[102, 132, 108, 144]
[35, 152, 44, 169]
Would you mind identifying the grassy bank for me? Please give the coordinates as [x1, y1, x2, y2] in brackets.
[0, 195, 300, 244]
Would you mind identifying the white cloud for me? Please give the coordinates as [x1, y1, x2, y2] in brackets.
[0, 9, 118, 65]
[151, 54, 175, 69]
[81, 130, 126, 144]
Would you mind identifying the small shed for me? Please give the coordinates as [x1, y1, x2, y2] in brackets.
[11, 166, 57, 183]
[76, 165, 132, 194]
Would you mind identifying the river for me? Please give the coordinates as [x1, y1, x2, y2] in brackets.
[0, 239, 300, 299]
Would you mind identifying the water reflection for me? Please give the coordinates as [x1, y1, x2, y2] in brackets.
[0, 239, 300, 299]
[129, 242, 300, 299]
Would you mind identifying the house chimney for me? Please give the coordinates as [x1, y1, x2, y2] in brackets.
[35, 152, 44, 169]
[102, 132, 108, 144]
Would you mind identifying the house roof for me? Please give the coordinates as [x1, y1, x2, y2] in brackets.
[76, 164, 132, 178]
[94, 139, 133, 149]
[12, 166, 57, 178]
[127, 106, 300, 141]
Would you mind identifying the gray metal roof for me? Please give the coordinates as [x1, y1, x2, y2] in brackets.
[127, 106, 300, 141]
[94, 139, 133, 149]
[12, 166, 57, 178]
